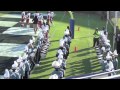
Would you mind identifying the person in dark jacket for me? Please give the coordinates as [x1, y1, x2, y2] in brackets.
[32, 16, 38, 34]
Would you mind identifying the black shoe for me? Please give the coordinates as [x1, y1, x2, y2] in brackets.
[63, 67, 66, 70]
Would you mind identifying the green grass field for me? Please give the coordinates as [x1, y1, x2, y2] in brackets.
[30, 11, 115, 79]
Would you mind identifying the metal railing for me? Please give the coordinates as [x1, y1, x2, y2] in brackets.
[69, 69, 120, 79]
[100, 74, 120, 79]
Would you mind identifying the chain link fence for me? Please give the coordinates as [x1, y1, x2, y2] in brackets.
[107, 11, 120, 51]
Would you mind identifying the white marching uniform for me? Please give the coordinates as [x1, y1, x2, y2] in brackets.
[34, 13, 39, 18]
[64, 29, 70, 36]
[21, 11, 26, 25]
[106, 51, 113, 57]
[19, 62, 25, 78]
[58, 54, 63, 59]
[38, 14, 43, 21]
[57, 49, 63, 55]
[59, 39, 65, 47]
[26, 13, 31, 19]
[105, 61, 114, 72]
[50, 12, 54, 18]
[21, 12, 25, 18]
[47, 12, 51, 20]
[4, 69, 10, 79]
[39, 32, 44, 40]
[41, 25, 49, 33]
[10, 69, 21, 79]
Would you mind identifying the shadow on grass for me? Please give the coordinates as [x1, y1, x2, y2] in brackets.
[70, 47, 94, 54]
[43, 56, 55, 60]
[66, 57, 101, 77]
[0, 56, 17, 74]
[0, 17, 20, 22]
[9, 11, 21, 14]
[50, 39, 59, 43]
[32, 66, 52, 74]
[0, 34, 31, 44]
[48, 47, 58, 52]
[34, 63, 52, 70]
[40, 60, 53, 65]
[0, 26, 10, 33]
[13, 23, 33, 28]
[31, 74, 50, 79]
[73, 51, 96, 57]
[74, 36, 93, 40]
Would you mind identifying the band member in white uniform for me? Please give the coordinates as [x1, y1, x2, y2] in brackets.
[38, 13, 43, 28]
[34, 11, 39, 18]
[20, 11, 26, 27]
[26, 11, 31, 28]
[4, 69, 10, 79]
[50, 12, 54, 25]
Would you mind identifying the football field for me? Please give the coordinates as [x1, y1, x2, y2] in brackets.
[0, 11, 119, 79]
[30, 11, 113, 79]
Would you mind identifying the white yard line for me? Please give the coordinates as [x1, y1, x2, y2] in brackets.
[3, 27, 35, 36]
[0, 14, 21, 18]
[0, 43, 26, 57]
[0, 21, 18, 27]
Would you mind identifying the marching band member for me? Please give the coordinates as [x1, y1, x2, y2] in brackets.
[17, 56, 26, 79]
[50, 12, 54, 25]
[22, 53, 30, 79]
[10, 61, 20, 79]
[20, 11, 26, 27]
[112, 50, 118, 70]
[4, 69, 10, 79]
[51, 61, 64, 79]
[26, 11, 31, 28]
[105, 55, 115, 76]
[38, 13, 43, 28]
[34, 11, 39, 18]
[49, 74, 58, 79]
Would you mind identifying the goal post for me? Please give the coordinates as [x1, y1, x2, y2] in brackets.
[68, 11, 75, 39]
